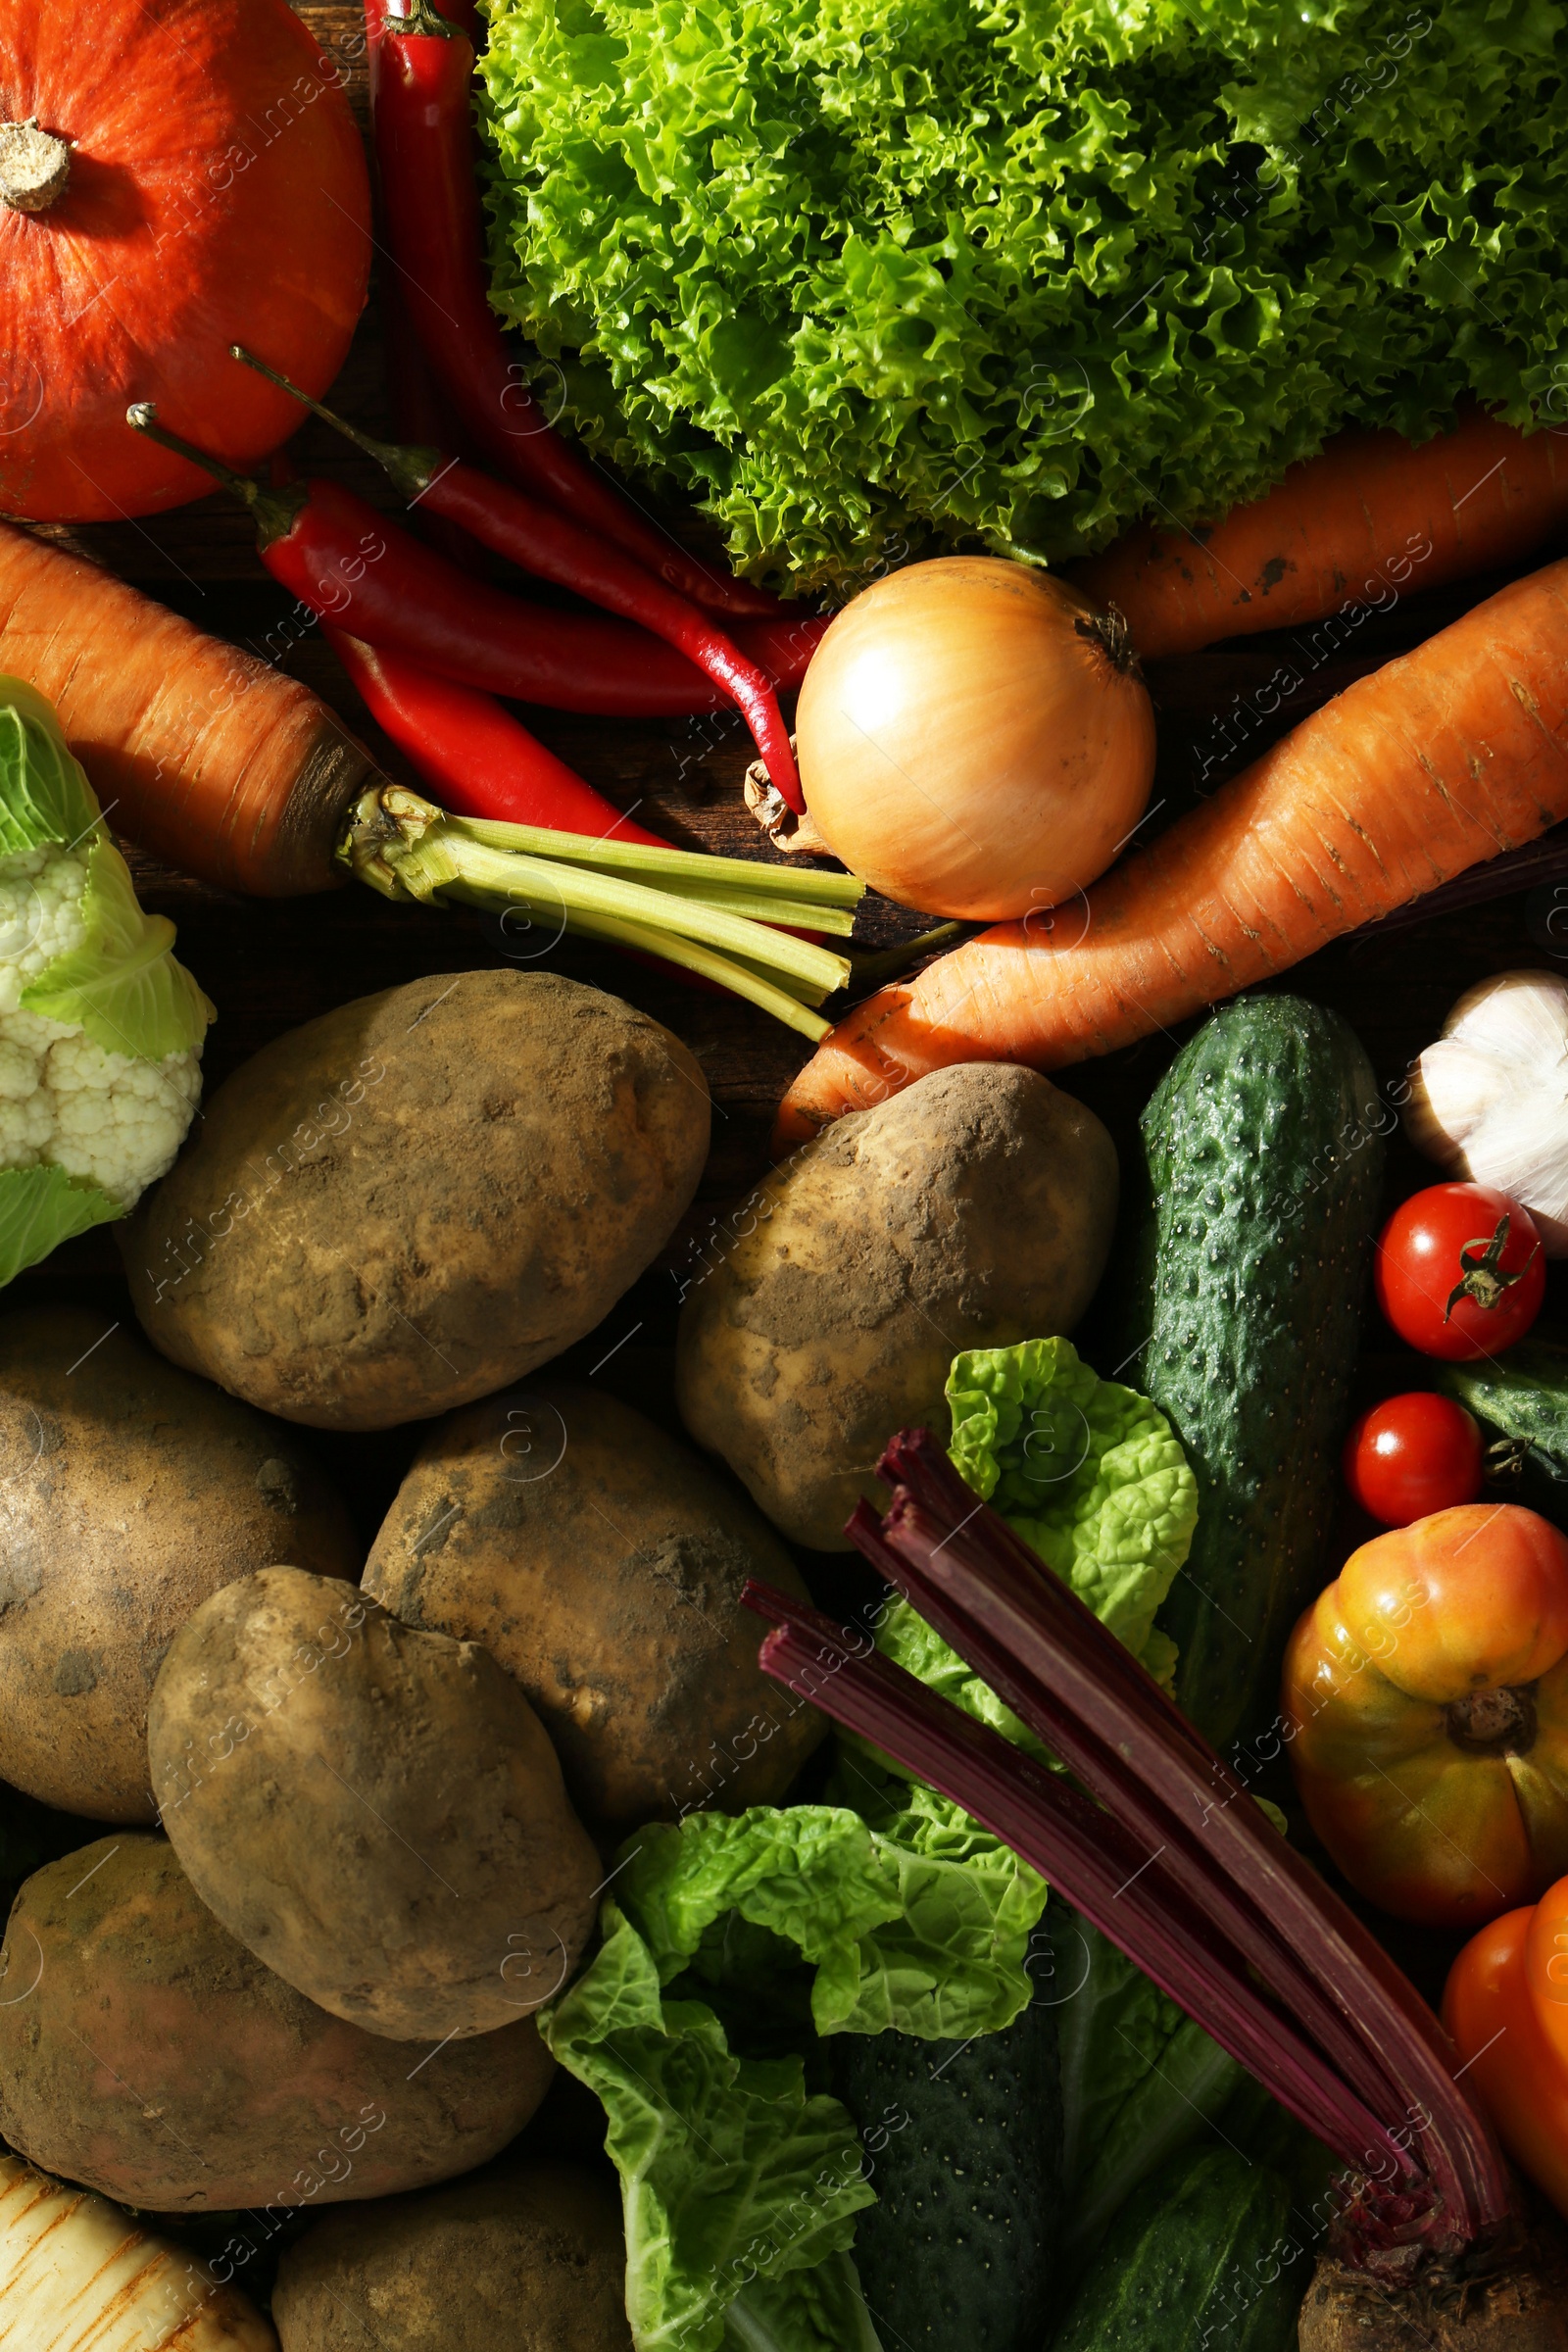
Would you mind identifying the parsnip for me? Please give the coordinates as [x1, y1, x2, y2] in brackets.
[0, 2155, 276, 2351]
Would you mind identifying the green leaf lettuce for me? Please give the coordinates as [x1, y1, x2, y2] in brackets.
[544, 1340, 1194, 2349]
[544, 1783, 1048, 2349]
[477, 0, 1568, 591]
[544, 1894, 881, 2352]
[872, 1339, 1198, 1758]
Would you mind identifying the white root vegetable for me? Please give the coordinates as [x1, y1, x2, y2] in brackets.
[1405, 969, 1568, 1254]
[0, 2154, 277, 2351]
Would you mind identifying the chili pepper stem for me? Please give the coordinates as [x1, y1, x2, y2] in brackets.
[124, 404, 304, 546]
[390, 0, 462, 32]
[230, 346, 438, 502]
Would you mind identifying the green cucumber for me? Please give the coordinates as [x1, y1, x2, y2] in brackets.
[1053, 2142, 1306, 2352]
[1433, 1341, 1568, 1528]
[830, 1992, 1060, 2349]
[1054, 1908, 1241, 2278]
[1114, 995, 1385, 1754]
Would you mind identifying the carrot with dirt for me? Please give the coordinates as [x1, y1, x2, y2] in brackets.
[774, 556, 1568, 1147]
[0, 517, 378, 897]
[0, 524, 854, 1037]
[1069, 406, 1568, 660]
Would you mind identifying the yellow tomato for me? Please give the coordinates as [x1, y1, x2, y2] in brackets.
[1283, 1503, 1568, 1928]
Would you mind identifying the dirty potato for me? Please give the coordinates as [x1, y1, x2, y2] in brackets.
[363, 1382, 824, 1831]
[676, 1063, 1118, 1546]
[0, 1307, 356, 1820]
[147, 1567, 601, 2040]
[123, 970, 710, 1430]
[0, 1837, 556, 2211]
[272, 2160, 631, 2352]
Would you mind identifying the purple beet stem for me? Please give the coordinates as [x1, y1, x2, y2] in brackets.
[743, 1429, 1514, 2258]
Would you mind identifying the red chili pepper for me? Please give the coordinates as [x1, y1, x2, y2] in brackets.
[325, 627, 666, 841]
[328, 628, 735, 993]
[231, 346, 805, 811]
[127, 408, 825, 725]
[382, 279, 489, 577]
[365, 0, 780, 623]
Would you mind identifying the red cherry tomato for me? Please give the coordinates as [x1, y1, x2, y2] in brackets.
[1373, 1182, 1545, 1361]
[1343, 1393, 1484, 1525]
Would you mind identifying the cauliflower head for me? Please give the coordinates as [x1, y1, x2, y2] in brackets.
[0, 679, 213, 1285]
[0, 848, 204, 1208]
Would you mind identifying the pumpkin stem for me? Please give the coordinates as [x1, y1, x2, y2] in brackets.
[0, 120, 70, 215]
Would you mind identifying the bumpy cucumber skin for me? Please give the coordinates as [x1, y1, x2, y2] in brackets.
[1129, 996, 1384, 1755]
[1054, 2143, 1304, 2352]
[1434, 1342, 1568, 1527]
[830, 1995, 1060, 2350]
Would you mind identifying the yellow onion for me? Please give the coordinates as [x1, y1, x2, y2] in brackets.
[794, 556, 1156, 920]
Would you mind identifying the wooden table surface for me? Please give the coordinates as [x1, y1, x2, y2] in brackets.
[19, 0, 1567, 1592]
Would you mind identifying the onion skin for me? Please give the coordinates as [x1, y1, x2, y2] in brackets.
[795, 557, 1156, 921]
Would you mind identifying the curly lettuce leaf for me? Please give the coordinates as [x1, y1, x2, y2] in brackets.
[21, 833, 215, 1063]
[543, 1899, 879, 2352]
[948, 1337, 1198, 1667]
[619, 1784, 1048, 2041]
[546, 1788, 1045, 2351]
[0, 1164, 124, 1284]
[479, 0, 1568, 590]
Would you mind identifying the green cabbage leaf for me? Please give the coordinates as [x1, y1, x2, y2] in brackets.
[544, 1775, 1048, 2348]
[0, 682, 213, 1064]
[0, 676, 212, 1284]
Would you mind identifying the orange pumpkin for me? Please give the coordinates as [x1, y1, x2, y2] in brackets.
[0, 0, 370, 521]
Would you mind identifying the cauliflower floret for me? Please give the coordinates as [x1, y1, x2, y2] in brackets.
[47, 1030, 203, 1205]
[0, 848, 89, 1014]
[0, 851, 202, 1209]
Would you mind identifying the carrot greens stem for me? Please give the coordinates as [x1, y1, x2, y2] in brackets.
[337, 784, 852, 1036]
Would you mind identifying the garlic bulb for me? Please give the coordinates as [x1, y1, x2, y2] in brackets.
[1406, 970, 1568, 1254]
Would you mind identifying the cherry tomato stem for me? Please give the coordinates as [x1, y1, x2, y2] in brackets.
[1374, 1183, 1545, 1361]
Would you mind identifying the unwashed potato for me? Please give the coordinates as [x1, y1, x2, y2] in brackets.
[148, 1566, 601, 2040]
[676, 1062, 1118, 1547]
[272, 2159, 631, 2352]
[122, 970, 710, 1430]
[362, 1382, 824, 1831]
[0, 1307, 357, 1821]
[0, 1837, 556, 2211]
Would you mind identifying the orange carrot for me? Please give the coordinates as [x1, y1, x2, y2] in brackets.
[0, 520, 379, 895]
[774, 557, 1568, 1149]
[1068, 406, 1568, 661]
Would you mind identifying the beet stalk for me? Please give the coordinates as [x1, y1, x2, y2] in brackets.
[744, 1430, 1568, 2349]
